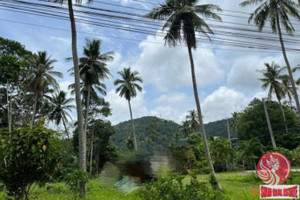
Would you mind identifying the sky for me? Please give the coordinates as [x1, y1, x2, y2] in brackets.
[1, 0, 300, 127]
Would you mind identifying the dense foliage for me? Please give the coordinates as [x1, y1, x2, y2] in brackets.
[0, 123, 61, 199]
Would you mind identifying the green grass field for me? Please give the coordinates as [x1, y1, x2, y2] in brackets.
[1, 172, 299, 200]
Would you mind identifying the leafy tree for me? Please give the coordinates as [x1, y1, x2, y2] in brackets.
[26, 51, 62, 126]
[0, 122, 62, 200]
[114, 67, 143, 151]
[240, 0, 300, 120]
[49, 90, 75, 138]
[146, 0, 222, 188]
[236, 98, 298, 149]
[0, 37, 32, 57]
[258, 62, 288, 133]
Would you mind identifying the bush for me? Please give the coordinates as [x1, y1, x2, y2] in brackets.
[0, 123, 61, 200]
[138, 173, 226, 200]
[63, 168, 89, 200]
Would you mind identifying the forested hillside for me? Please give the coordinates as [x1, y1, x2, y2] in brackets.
[112, 116, 229, 150]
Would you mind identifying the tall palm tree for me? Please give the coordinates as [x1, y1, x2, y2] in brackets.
[79, 39, 113, 135]
[114, 67, 143, 151]
[55, 1, 89, 183]
[26, 51, 62, 126]
[240, 0, 300, 120]
[186, 110, 199, 132]
[258, 62, 288, 133]
[49, 90, 75, 139]
[146, 0, 222, 187]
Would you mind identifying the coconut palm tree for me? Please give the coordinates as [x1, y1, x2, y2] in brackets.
[55, 0, 89, 183]
[26, 51, 62, 126]
[280, 74, 294, 109]
[114, 67, 143, 151]
[258, 62, 288, 133]
[186, 110, 199, 132]
[49, 90, 75, 139]
[145, 0, 222, 187]
[79, 39, 113, 135]
[240, 0, 300, 120]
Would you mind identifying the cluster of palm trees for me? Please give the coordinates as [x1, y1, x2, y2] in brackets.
[60, 0, 300, 192]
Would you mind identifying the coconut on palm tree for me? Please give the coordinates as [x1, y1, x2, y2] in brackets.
[240, 0, 300, 120]
[49, 90, 75, 139]
[26, 51, 62, 126]
[114, 67, 143, 151]
[145, 0, 222, 188]
[258, 62, 288, 134]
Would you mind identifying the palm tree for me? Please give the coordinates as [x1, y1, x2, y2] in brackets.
[258, 62, 288, 133]
[49, 90, 75, 139]
[55, 1, 89, 185]
[146, 0, 222, 187]
[186, 110, 199, 132]
[280, 74, 293, 109]
[114, 67, 143, 151]
[78, 39, 113, 135]
[240, 0, 300, 121]
[26, 51, 62, 126]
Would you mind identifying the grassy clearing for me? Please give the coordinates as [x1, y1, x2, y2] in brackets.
[0, 172, 299, 200]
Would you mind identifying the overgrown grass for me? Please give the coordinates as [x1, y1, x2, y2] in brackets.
[0, 172, 299, 200]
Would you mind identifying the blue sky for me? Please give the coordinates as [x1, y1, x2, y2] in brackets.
[1, 0, 300, 127]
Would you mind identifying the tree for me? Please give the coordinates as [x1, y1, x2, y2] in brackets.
[0, 122, 61, 200]
[146, 0, 222, 188]
[238, 138, 265, 170]
[236, 98, 298, 149]
[78, 39, 113, 135]
[114, 67, 143, 151]
[55, 1, 88, 192]
[280, 74, 293, 109]
[240, 0, 300, 120]
[49, 90, 75, 139]
[186, 110, 199, 132]
[26, 51, 62, 126]
[258, 62, 288, 133]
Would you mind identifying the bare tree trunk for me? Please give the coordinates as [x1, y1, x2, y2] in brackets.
[89, 131, 94, 175]
[6, 82, 11, 132]
[84, 86, 91, 135]
[187, 44, 221, 190]
[128, 100, 138, 151]
[277, 98, 288, 133]
[227, 119, 232, 148]
[62, 117, 70, 139]
[277, 17, 300, 121]
[31, 93, 38, 126]
[67, 0, 86, 197]
[262, 98, 277, 149]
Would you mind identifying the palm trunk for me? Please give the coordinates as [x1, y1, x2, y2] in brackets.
[277, 17, 300, 120]
[227, 119, 232, 148]
[6, 82, 11, 132]
[67, 0, 86, 197]
[128, 99, 138, 151]
[262, 98, 277, 149]
[89, 131, 94, 175]
[187, 44, 221, 190]
[252, 155, 257, 171]
[31, 93, 38, 126]
[62, 117, 70, 139]
[84, 86, 91, 135]
[277, 98, 288, 133]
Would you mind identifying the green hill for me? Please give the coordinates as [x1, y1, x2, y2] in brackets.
[112, 116, 230, 151]
[112, 116, 180, 151]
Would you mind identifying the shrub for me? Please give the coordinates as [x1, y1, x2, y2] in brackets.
[63, 168, 89, 200]
[0, 123, 61, 200]
[138, 173, 225, 200]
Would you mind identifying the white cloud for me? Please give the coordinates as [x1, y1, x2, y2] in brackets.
[132, 35, 225, 91]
